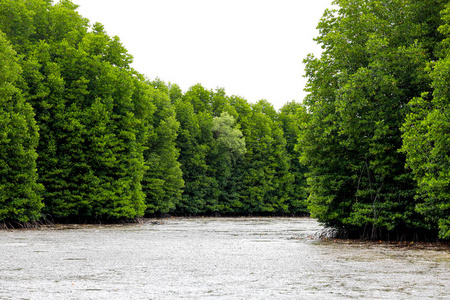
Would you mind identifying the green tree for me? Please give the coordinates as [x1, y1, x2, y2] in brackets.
[211, 111, 246, 213]
[212, 111, 246, 160]
[39, 27, 148, 220]
[239, 100, 292, 215]
[1, 1, 150, 221]
[219, 95, 255, 213]
[401, 3, 450, 239]
[0, 31, 43, 224]
[142, 79, 184, 215]
[279, 101, 309, 214]
[168, 83, 183, 103]
[173, 86, 251, 215]
[183, 83, 212, 114]
[173, 97, 217, 214]
[301, 0, 446, 239]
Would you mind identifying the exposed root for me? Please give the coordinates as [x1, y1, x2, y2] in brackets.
[314, 227, 349, 240]
[0, 219, 47, 230]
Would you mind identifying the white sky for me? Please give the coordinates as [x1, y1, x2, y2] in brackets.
[70, 0, 333, 110]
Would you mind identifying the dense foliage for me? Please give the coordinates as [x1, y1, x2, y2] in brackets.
[0, 31, 43, 224]
[401, 3, 450, 239]
[0, 0, 308, 226]
[2, 0, 450, 241]
[301, 0, 450, 240]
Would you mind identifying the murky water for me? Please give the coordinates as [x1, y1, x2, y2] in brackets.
[0, 218, 449, 299]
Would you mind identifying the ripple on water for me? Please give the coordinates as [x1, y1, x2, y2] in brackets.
[0, 217, 449, 300]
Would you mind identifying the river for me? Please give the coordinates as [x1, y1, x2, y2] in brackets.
[0, 218, 449, 299]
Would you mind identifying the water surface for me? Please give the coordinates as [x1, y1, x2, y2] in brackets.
[0, 218, 448, 299]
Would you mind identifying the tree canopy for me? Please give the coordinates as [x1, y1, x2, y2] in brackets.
[1, 0, 450, 240]
[0, 30, 43, 225]
[301, 0, 449, 240]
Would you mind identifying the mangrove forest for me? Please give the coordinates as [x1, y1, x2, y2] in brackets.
[1, 0, 450, 241]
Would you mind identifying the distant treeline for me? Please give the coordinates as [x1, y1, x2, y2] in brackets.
[1, 0, 450, 241]
[0, 0, 308, 227]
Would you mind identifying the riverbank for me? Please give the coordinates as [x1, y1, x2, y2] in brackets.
[2, 216, 449, 249]
[317, 238, 450, 251]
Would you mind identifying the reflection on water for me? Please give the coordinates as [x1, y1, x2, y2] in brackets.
[0, 218, 448, 299]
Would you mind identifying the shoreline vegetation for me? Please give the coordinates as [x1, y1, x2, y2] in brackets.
[1, 0, 450, 242]
[2, 216, 449, 249]
[0, 213, 310, 229]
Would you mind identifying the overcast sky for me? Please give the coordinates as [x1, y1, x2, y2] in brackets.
[70, 0, 334, 110]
